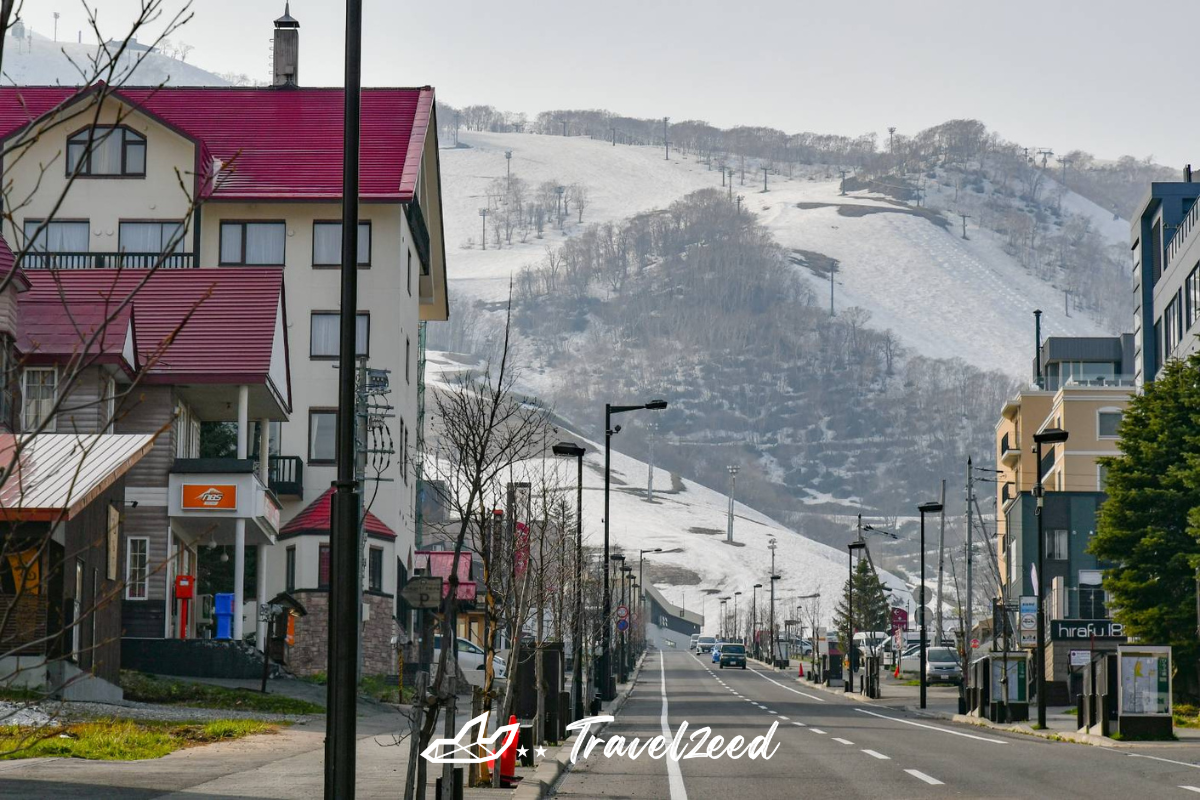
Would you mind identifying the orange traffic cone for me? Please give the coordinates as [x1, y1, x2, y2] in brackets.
[499, 715, 518, 786]
[798, 661, 804, 679]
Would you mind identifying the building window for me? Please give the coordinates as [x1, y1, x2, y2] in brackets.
[23, 220, 89, 263]
[21, 367, 57, 432]
[103, 376, 117, 433]
[368, 547, 383, 592]
[1154, 318, 1163, 374]
[1046, 529, 1068, 561]
[309, 312, 369, 359]
[312, 221, 371, 267]
[400, 417, 407, 484]
[1151, 220, 1163, 283]
[1098, 409, 1123, 439]
[318, 544, 331, 589]
[1165, 291, 1184, 356]
[1188, 264, 1200, 330]
[118, 221, 187, 266]
[285, 546, 296, 592]
[406, 337, 411, 384]
[308, 409, 337, 464]
[407, 249, 413, 295]
[126, 537, 149, 599]
[66, 126, 146, 177]
[219, 221, 285, 265]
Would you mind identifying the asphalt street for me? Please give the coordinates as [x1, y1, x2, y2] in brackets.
[554, 649, 1200, 799]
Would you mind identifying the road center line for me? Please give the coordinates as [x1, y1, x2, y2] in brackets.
[659, 651, 688, 800]
[749, 669, 827, 702]
[1179, 787, 1200, 794]
[862, 749, 890, 760]
[791, 721, 806, 727]
[810, 728, 827, 734]
[905, 769, 944, 785]
[832, 737, 854, 745]
[854, 709, 1008, 744]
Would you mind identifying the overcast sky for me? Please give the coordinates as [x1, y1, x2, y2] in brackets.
[38, 1, 1193, 166]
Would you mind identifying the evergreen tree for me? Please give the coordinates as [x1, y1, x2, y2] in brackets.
[835, 558, 890, 650]
[1090, 351, 1200, 696]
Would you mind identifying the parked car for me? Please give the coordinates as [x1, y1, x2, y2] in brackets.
[432, 636, 507, 679]
[697, 636, 717, 654]
[689, 634, 700, 651]
[925, 647, 962, 684]
[711, 644, 723, 663]
[719, 643, 747, 669]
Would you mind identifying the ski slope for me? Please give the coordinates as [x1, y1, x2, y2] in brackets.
[427, 351, 913, 632]
[440, 132, 1117, 378]
[4, 30, 229, 87]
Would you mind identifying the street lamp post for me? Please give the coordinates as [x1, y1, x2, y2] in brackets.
[602, 400, 667, 700]
[917, 501, 944, 710]
[719, 598, 730, 638]
[768, 537, 779, 666]
[726, 465, 739, 543]
[620, 565, 633, 679]
[638, 548, 661, 602]
[1034, 427, 1068, 728]
[734, 591, 743, 643]
[552, 441, 586, 719]
[847, 539, 867, 693]
[753, 583, 763, 658]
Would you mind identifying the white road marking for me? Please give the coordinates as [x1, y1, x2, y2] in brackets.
[1129, 755, 1200, 770]
[778, 716, 789, 721]
[791, 721, 806, 727]
[854, 709, 1008, 744]
[862, 750, 890, 760]
[659, 651, 688, 800]
[768, 711, 779, 715]
[1180, 787, 1200, 794]
[905, 770, 944, 786]
[749, 668, 827, 701]
[832, 737, 854, 745]
[810, 728, 827, 734]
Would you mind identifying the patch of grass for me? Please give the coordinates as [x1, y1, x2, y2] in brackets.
[0, 686, 42, 702]
[359, 674, 414, 705]
[0, 718, 275, 760]
[1175, 704, 1200, 728]
[120, 672, 322, 715]
[898, 679, 921, 686]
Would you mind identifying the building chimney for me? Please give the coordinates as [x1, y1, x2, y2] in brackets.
[1186, 164, 1194, 183]
[272, 2, 300, 87]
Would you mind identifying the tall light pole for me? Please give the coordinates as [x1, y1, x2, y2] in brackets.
[719, 597, 730, 638]
[554, 185, 565, 229]
[917, 501, 944, 710]
[663, 116, 670, 160]
[734, 591, 743, 642]
[638, 548, 661, 602]
[552, 441, 586, 719]
[620, 565, 633, 680]
[646, 422, 658, 502]
[602, 400, 667, 699]
[478, 207, 488, 250]
[752, 583, 763, 658]
[505, 149, 512, 192]
[847, 538, 866, 693]
[726, 465, 739, 543]
[768, 537, 779, 666]
[1034, 427, 1068, 728]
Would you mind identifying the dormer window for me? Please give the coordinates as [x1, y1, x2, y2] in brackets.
[66, 126, 146, 177]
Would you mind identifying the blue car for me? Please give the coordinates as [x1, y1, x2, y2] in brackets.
[711, 645, 722, 664]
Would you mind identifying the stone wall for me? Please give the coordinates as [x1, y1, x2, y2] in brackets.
[288, 590, 398, 677]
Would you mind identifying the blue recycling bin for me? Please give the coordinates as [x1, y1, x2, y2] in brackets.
[215, 592, 235, 640]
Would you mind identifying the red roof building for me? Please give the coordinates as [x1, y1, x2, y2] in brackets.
[279, 487, 396, 541]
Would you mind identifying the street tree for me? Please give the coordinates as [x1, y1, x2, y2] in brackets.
[834, 559, 889, 654]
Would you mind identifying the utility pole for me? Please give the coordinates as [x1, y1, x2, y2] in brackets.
[761, 166, 769, 192]
[721, 166, 726, 187]
[728, 169, 734, 200]
[887, 126, 896, 154]
[839, 169, 848, 195]
[663, 116, 670, 160]
[646, 422, 657, 502]
[611, 126, 616, 146]
[829, 268, 835, 317]
[726, 465, 739, 542]
[768, 538, 778, 667]
[505, 149, 512, 193]
[478, 208, 488, 250]
[1065, 289, 1070, 318]
[959, 212, 970, 240]
[1059, 155, 1072, 188]
[936, 480, 946, 648]
[736, 195, 743, 215]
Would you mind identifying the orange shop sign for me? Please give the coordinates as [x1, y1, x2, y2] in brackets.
[182, 484, 238, 511]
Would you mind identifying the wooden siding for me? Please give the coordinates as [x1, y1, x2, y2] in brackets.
[62, 477, 126, 684]
[115, 385, 174, 489]
[122, 504, 169, 603]
[55, 366, 106, 435]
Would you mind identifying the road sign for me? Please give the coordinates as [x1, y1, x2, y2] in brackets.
[1069, 650, 1091, 667]
[1020, 630, 1037, 648]
[889, 607, 908, 634]
[400, 576, 443, 609]
[617, 618, 629, 632]
[1019, 596, 1036, 615]
[616, 605, 629, 620]
[914, 587, 927, 605]
[971, 638, 980, 650]
[1020, 613, 1037, 632]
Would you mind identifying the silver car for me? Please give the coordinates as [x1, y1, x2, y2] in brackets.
[924, 647, 962, 684]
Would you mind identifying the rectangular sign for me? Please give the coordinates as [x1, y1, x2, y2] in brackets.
[1020, 630, 1037, 648]
[990, 657, 1027, 703]
[1050, 619, 1126, 641]
[1069, 650, 1092, 667]
[1020, 596, 1036, 615]
[1118, 647, 1171, 716]
[181, 484, 238, 511]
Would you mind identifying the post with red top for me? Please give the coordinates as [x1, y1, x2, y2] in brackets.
[174, 574, 194, 639]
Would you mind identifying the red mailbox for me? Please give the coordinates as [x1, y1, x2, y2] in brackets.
[174, 574, 195, 599]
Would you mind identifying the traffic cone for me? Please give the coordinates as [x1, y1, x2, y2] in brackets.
[499, 715, 518, 786]
[798, 661, 804, 679]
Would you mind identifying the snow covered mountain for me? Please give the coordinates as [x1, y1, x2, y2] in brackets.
[3, 29, 229, 87]
[440, 130, 1119, 378]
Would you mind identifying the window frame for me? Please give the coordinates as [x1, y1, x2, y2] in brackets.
[125, 536, 150, 600]
[21, 366, 58, 433]
[308, 311, 370, 360]
[218, 220, 287, 266]
[1097, 408, 1123, 440]
[285, 546, 296, 592]
[368, 546, 383, 593]
[65, 125, 147, 178]
[318, 543, 331, 589]
[308, 408, 338, 465]
[1046, 528, 1069, 561]
[311, 220, 372, 268]
[407, 249, 413, 295]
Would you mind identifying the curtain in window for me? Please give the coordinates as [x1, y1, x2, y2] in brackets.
[311, 314, 339, 357]
[312, 222, 370, 265]
[125, 139, 146, 174]
[310, 412, 336, 461]
[244, 223, 284, 265]
[220, 223, 242, 263]
[23, 369, 56, 431]
[91, 129, 124, 174]
[25, 221, 89, 252]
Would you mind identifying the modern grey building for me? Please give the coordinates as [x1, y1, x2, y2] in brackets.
[1130, 176, 1200, 384]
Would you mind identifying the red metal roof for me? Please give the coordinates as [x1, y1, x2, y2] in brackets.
[19, 269, 286, 390]
[0, 84, 434, 201]
[278, 487, 396, 540]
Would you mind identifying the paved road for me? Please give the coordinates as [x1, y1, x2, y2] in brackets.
[555, 649, 1200, 799]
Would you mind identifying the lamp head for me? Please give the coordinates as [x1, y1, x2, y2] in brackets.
[918, 501, 944, 514]
[1034, 427, 1069, 445]
[645, 399, 668, 410]
[552, 441, 586, 458]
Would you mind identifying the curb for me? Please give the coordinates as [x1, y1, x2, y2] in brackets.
[513, 653, 647, 800]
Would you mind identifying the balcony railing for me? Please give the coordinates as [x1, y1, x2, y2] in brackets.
[1061, 375, 1137, 389]
[263, 455, 303, 498]
[1167, 198, 1200, 271]
[21, 251, 195, 270]
[999, 432, 1020, 466]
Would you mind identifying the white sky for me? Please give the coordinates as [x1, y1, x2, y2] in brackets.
[34, 0, 1193, 166]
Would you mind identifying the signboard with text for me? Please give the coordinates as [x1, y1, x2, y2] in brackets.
[1050, 619, 1126, 641]
[181, 484, 238, 511]
[1117, 645, 1171, 717]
